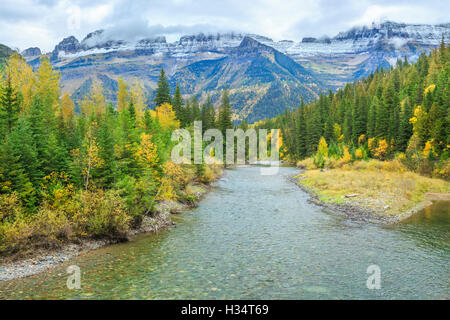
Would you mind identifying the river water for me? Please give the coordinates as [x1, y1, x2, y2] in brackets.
[0, 166, 448, 299]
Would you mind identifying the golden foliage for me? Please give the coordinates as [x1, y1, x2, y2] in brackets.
[355, 148, 363, 159]
[358, 134, 366, 145]
[342, 146, 351, 163]
[60, 93, 75, 122]
[368, 138, 377, 155]
[129, 80, 147, 118]
[333, 123, 342, 141]
[36, 56, 60, 110]
[0, 193, 22, 223]
[374, 139, 389, 160]
[80, 82, 107, 117]
[158, 161, 187, 201]
[117, 77, 129, 112]
[5, 52, 35, 111]
[136, 133, 159, 168]
[423, 140, 438, 158]
[424, 84, 436, 95]
[317, 136, 328, 158]
[152, 103, 180, 130]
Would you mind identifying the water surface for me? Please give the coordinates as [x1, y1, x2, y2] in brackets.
[0, 166, 448, 299]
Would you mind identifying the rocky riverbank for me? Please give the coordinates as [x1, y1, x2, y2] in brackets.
[0, 181, 216, 282]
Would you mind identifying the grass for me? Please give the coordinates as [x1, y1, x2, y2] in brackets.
[296, 159, 450, 218]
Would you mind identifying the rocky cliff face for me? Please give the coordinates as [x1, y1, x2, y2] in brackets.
[21, 47, 41, 58]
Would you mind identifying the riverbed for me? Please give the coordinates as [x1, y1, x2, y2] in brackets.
[0, 166, 448, 299]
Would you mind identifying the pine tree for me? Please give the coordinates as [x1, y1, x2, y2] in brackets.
[0, 137, 36, 207]
[218, 88, 233, 136]
[190, 96, 201, 122]
[154, 67, 171, 107]
[0, 75, 20, 135]
[295, 105, 307, 158]
[367, 97, 377, 138]
[173, 82, 184, 123]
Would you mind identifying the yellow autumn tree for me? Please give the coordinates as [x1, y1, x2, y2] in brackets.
[355, 148, 363, 159]
[158, 161, 187, 201]
[341, 146, 351, 163]
[136, 133, 159, 169]
[409, 105, 428, 144]
[60, 93, 75, 122]
[368, 138, 377, 156]
[80, 124, 104, 190]
[374, 139, 389, 160]
[117, 77, 129, 112]
[5, 52, 35, 111]
[317, 137, 328, 158]
[152, 103, 179, 130]
[129, 80, 147, 118]
[358, 134, 366, 145]
[423, 139, 438, 158]
[80, 82, 107, 117]
[36, 56, 60, 111]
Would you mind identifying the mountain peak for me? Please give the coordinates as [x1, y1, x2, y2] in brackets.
[240, 36, 262, 48]
[22, 47, 41, 57]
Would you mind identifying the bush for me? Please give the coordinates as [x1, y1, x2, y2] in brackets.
[71, 190, 131, 239]
[0, 193, 22, 223]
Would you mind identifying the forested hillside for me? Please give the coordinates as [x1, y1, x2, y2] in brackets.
[259, 41, 449, 179]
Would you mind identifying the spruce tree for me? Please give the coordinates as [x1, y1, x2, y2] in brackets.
[173, 82, 184, 122]
[154, 67, 171, 107]
[218, 88, 233, 136]
[0, 76, 20, 135]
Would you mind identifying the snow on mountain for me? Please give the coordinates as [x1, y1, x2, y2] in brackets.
[51, 21, 449, 61]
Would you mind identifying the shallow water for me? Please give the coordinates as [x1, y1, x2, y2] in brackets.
[0, 166, 448, 299]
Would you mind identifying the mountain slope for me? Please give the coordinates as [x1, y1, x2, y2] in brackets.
[171, 37, 322, 122]
[0, 44, 14, 65]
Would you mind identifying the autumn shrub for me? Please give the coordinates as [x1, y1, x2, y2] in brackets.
[41, 172, 75, 210]
[33, 207, 73, 245]
[433, 160, 450, 180]
[0, 215, 35, 255]
[200, 165, 216, 184]
[0, 192, 23, 223]
[71, 190, 131, 239]
[297, 157, 315, 169]
[158, 161, 187, 200]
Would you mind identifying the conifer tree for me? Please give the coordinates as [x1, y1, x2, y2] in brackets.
[0, 75, 20, 135]
[154, 67, 171, 107]
[172, 82, 183, 122]
[218, 88, 233, 136]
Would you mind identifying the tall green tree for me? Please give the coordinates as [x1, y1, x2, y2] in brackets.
[154, 67, 171, 107]
[0, 76, 21, 135]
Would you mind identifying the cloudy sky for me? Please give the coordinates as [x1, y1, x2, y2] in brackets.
[1, 0, 449, 52]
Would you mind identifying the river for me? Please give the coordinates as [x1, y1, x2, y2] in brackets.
[0, 166, 448, 299]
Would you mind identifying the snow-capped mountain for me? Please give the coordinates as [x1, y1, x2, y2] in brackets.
[21, 21, 449, 122]
[50, 21, 449, 60]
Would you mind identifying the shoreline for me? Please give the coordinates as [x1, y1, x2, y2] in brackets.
[290, 173, 438, 225]
[0, 180, 219, 282]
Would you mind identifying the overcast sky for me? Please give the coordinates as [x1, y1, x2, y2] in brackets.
[1, 0, 449, 52]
